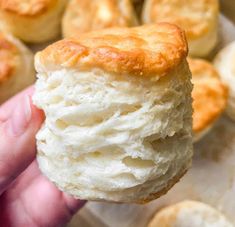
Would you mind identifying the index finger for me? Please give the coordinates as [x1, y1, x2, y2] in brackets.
[0, 86, 35, 122]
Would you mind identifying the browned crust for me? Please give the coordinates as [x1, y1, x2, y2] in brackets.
[63, 0, 138, 37]
[143, 0, 219, 40]
[189, 58, 228, 133]
[137, 167, 188, 204]
[36, 23, 188, 77]
[148, 200, 233, 227]
[148, 205, 180, 227]
[0, 0, 56, 16]
[0, 33, 18, 83]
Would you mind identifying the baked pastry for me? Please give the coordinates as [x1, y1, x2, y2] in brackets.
[142, 0, 219, 57]
[214, 41, 235, 122]
[0, 0, 67, 43]
[148, 200, 233, 227]
[132, 0, 143, 3]
[131, 0, 144, 17]
[189, 58, 228, 142]
[0, 32, 34, 104]
[62, 0, 138, 38]
[33, 23, 193, 203]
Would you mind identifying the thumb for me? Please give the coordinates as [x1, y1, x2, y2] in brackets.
[0, 86, 44, 195]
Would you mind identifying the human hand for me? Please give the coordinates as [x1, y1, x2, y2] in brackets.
[0, 87, 85, 227]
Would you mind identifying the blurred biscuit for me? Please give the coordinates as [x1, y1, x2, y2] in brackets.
[214, 41, 235, 122]
[33, 23, 193, 203]
[0, 0, 67, 43]
[131, 0, 144, 16]
[0, 32, 34, 103]
[62, 0, 138, 38]
[188, 58, 228, 142]
[142, 0, 219, 57]
[148, 200, 233, 227]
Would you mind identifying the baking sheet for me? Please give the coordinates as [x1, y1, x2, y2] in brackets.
[68, 12, 235, 227]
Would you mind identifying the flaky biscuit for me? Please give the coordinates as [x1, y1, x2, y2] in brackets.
[33, 23, 193, 203]
[0, 32, 34, 103]
[214, 41, 235, 122]
[37, 23, 188, 76]
[0, 0, 67, 43]
[131, 0, 144, 17]
[62, 0, 138, 38]
[188, 58, 228, 142]
[148, 200, 233, 227]
[142, 0, 219, 57]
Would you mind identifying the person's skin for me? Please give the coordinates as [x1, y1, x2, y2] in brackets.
[0, 86, 85, 227]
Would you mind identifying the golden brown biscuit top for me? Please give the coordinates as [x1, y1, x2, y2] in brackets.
[148, 200, 228, 227]
[63, 0, 138, 36]
[148, 206, 179, 227]
[36, 23, 188, 77]
[0, 0, 55, 16]
[0, 33, 19, 83]
[189, 58, 228, 133]
[144, 0, 219, 40]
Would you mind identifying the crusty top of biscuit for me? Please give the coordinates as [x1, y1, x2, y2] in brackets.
[189, 58, 228, 133]
[148, 200, 232, 227]
[0, 0, 55, 16]
[36, 23, 188, 77]
[0, 33, 19, 83]
[63, 0, 138, 37]
[142, 0, 219, 40]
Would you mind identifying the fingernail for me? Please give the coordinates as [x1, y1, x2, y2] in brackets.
[6, 95, 32, 136]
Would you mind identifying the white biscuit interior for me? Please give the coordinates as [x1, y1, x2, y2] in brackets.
[33, 62, 192, 202]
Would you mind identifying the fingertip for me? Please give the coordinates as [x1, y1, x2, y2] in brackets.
[0, 86, 39, 122]
[25, 86, 45, 129]
[29, 97, 45, 128]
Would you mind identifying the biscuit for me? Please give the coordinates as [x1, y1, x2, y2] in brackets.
[0, 0, 67, 43]
[131, 0, 144, 17]
[33, 23, 193, 203]
[62, 0, 138, 38]
[0, 32, 34, 104]
[214, 41, 235, 122]
[142, 0, 219, 57]
[148, 200, 233, 227]
[188, 58, 228, 142]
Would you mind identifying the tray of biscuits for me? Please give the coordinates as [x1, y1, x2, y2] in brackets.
[0, 0, 234, 227]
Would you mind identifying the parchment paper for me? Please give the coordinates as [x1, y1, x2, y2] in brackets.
[68, 13, 235, 227]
